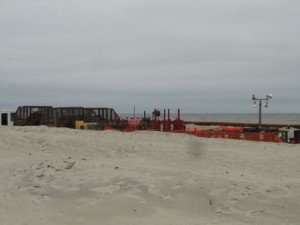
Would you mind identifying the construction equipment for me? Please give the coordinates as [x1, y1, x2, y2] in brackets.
[149, 108, 184, 131]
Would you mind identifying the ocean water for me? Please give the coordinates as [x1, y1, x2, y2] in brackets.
[180, 113, 300, 124]
[119, 113, 300, 125]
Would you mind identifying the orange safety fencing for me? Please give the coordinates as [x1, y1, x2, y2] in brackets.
[181, 128, 282, 143]
[104, 126, 140, 132]
[104, 126, 282, 143]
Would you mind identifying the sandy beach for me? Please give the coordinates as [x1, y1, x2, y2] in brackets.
[1, 125, 300, 225]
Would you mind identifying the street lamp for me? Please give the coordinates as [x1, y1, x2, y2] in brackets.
[252, 94, 272, 128]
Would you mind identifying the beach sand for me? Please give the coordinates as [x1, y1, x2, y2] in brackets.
[1, 126, 300, 225]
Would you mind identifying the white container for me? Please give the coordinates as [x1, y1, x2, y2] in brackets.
[0, 110, 14, 126]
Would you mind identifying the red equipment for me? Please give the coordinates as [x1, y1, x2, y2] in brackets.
[149, 108, 184, 131]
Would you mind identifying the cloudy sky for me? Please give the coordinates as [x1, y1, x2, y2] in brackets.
[1, 0, 299, 113]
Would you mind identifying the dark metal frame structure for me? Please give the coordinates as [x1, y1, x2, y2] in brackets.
[13, 106, 120, 128]
[14, 106, 54, 126]
[54, 107, 84, 128]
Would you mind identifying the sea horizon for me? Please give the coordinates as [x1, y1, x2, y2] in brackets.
[119, 112, 300, 125]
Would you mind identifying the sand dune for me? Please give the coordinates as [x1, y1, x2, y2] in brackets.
[1, 126, 300, 225]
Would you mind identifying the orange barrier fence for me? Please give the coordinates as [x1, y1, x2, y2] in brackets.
[180, 128, 281, 143]
[104, 126, 282, 143]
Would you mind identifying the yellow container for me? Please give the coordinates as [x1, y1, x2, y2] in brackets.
[75, 121, 97, 130]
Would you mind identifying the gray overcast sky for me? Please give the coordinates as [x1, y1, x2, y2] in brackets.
[1, 0, 300, 113]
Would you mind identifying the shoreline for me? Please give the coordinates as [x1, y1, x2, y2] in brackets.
[185, 121, 300, 128]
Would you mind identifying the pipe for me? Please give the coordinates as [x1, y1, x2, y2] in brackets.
[258, 100, 262, 128]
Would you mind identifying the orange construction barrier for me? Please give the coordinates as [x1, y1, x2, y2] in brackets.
[220, 126, 244, 133]
[186, 128, 282, 143]
[103, 125, 282, 143]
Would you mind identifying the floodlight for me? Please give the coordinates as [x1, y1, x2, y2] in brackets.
[251, 93, 273, 128]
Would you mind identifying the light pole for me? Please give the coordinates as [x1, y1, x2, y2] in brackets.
[252, 94, 272, 128]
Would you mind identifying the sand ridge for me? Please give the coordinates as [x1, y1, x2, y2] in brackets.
[0, 126, 300, 225]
